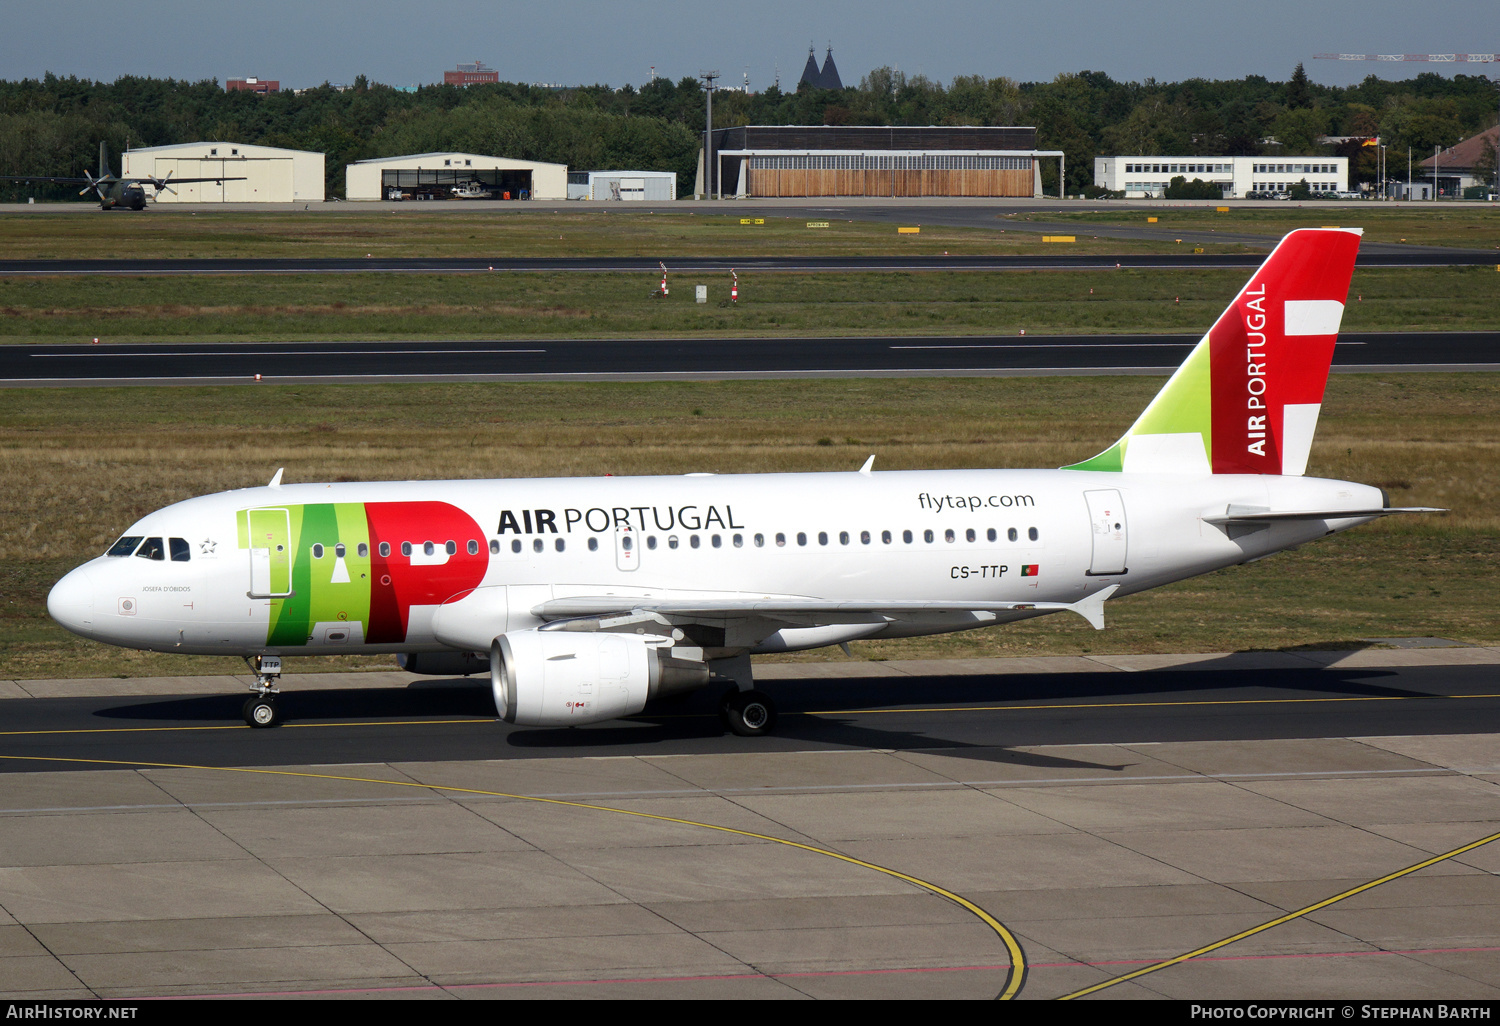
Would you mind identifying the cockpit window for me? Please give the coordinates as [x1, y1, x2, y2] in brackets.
[135, 537, 166, 561]
[107, 536, 143, 557]
[169, 537, 191, 562]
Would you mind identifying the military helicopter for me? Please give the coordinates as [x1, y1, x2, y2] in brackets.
[0, 142, 245, 210]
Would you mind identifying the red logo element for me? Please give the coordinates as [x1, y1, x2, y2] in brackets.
[365, 502, 489, 643]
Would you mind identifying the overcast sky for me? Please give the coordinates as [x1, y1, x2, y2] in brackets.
[4, 1, 1497, 93]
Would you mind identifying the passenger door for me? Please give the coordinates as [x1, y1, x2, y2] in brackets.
[1084, 490, 1128, 576]
[248, 508, 294, 598]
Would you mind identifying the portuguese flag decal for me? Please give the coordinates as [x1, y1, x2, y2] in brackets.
[1021, 564, 1040, 577]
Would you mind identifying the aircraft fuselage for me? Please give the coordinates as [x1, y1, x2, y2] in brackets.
[47, 468, 1383, 660]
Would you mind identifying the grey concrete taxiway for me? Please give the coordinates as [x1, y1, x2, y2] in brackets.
[2, 648, 1498, 1000]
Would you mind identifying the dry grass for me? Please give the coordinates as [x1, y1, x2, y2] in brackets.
[2, 265, 1497, 342]
[2, 374, 1496, 680]
[0, 209, 1226, 261]
[1040, 205, 1500, 250]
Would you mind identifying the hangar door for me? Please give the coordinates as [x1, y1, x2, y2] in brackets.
[150, 159, 294, 202]
[381, 168, 533, 200]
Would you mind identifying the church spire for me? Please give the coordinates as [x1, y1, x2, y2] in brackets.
[818, 45, 843, 90]
[798, 44, 821, 89]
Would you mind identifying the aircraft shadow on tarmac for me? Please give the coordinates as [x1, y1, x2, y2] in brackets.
[78, 657, 1427, 770]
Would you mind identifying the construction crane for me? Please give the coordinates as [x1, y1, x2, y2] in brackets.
[1313, 53, 1500, 199]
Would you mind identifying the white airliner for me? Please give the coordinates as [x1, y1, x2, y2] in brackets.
[47, 228, 1437, 734]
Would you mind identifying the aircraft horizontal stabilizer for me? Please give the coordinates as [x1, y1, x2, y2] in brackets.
[1202, 506, 1444, 525]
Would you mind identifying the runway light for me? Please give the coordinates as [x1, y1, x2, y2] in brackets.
[255, 373, 262, 381]
[92, 337, 98, 344]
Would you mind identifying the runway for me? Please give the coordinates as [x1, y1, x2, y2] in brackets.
[4, 331, 1498, 385]
[2, 649, 1497, 999]
[1, 248, 1496, 276]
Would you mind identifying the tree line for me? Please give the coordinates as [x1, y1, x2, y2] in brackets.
[1, 65, 1495, 200]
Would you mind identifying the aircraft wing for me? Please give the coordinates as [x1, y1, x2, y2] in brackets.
[144, 177, 247, 185]
[534, 585, 1119, 631]
[0, 175, 92, 184]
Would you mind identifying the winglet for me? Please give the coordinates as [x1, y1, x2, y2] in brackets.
[1067, 584, 1119, 630]
[268, 468, 284, 489]
[858, 455, 875, 476]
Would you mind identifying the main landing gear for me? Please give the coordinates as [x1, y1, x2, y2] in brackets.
[720, 688, 777, 737]
[242, 654, 283, 728]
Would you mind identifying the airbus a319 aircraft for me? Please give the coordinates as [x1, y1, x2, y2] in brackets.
[48, 228, 1438, 735]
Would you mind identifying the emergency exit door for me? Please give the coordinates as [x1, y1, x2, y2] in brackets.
[1084, 490, 1128, 575]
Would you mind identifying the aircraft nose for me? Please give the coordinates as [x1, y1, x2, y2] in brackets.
[47, 567, 96, 632]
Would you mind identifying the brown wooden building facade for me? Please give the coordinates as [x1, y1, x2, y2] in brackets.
[706, 126, 1060, 199]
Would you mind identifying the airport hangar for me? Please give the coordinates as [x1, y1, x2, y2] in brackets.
[345, 152, 568, 201]
[120, 142, 325, 202]
[703, 125, 1064, 199]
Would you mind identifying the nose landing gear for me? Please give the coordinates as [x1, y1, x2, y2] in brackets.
[243, 654, 283, 728]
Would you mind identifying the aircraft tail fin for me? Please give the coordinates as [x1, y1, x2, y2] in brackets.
[1063, 227, 1362, 476]
[99, 141, 110, 179]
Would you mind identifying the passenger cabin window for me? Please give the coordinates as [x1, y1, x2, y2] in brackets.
[358, 543, 369, 557]
[169, 537, 191, 562]
[312, 543, 324, 558]
[1008, 528, 1018, 542]
[401, 542, 412, 556]
[468, 540, 479, 555]
[923, 530, 935, 543]
[379, 542, 391, 557]
[336, 543, 347, 558]
[903, 530, 913, 543]
[1029, 527, 1039, 541]
[489, 540, 500, 554]
[107, 536, 143, 557]
[532, 538, 543, 553]
[135, 537, 165, 561]
[588, 538, 599, 552]
[511, 539, 522, 553]
[445, 541, 457, 555]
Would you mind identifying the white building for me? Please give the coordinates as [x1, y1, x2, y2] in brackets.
[567, 170, 677, 201]
[1094, 156, 1349, 199]
[120, 142, 324, 203]
[346, 152, 567, 201]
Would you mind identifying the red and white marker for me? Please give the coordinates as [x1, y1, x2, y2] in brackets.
[730, 269, 738, 303]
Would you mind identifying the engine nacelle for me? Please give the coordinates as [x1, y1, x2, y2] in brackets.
[397, 651, 490, 676]
[490, 630, 709, 727]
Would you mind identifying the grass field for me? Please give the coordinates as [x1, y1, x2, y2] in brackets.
[2, 374, 1494, 680]
[0, 209, 1239, 261]
[3, 265, 1498, 342]
[1034, 205, 1500, 250]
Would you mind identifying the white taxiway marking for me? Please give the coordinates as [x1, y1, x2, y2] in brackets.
[31, 348, 547, 357]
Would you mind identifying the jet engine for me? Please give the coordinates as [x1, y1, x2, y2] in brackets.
[490, 629, 709, 727]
